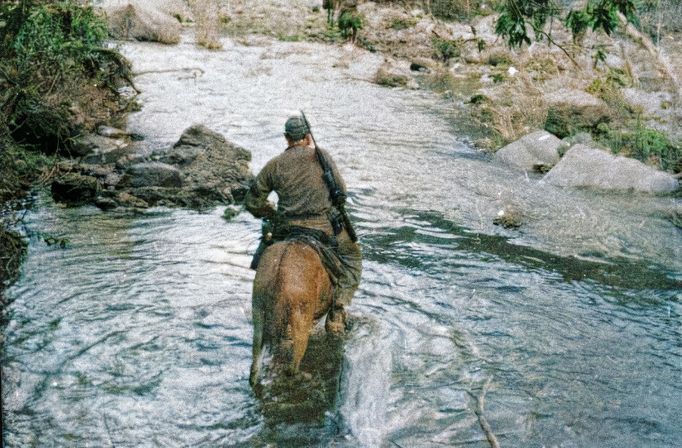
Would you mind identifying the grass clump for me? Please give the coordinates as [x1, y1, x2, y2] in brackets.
[388, 16, 417, 30]
[431, 0, 488, 21]
[597, 124, 681, 173]
[0, 0, 133, 153]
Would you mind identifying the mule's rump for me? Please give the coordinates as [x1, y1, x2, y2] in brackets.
[250, 241, 333, 386]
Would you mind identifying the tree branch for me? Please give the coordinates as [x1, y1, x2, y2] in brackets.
[535, 29, 582, 70]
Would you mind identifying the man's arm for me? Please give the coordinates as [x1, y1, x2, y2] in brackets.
[244, 163, 277, 219]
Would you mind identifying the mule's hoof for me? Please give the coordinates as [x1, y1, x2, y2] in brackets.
[325, 308, 347, 335]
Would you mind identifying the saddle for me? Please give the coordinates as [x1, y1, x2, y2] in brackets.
[250, 220, 344, 287]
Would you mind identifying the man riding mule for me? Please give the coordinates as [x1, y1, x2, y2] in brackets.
[244, 115, 361, 384]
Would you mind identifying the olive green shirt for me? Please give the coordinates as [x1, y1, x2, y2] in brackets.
[245, 145, 346, 231]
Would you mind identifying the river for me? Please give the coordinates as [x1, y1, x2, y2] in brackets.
[2, 34, 681, 447]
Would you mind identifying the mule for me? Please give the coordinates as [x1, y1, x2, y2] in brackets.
[249, 240, 333, 387]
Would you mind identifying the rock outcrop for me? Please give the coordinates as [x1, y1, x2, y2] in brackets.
[375, 59, 418, 89]
[50, 125, 254, 210]
[543, 144, 679, 194]
[51, 173, 100, 205]
[494, 130, 562, 172]
[105, 2, 182, 45]
[116, 124, 254, 208]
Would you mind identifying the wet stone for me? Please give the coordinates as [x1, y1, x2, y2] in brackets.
[51, 173, 100, 205]
[119, 162, 183, 188]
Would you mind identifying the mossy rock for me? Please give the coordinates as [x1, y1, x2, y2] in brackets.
[51, 173, 100, 205]
[544, 105, 612, 139]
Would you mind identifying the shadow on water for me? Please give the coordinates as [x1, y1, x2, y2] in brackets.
[361, 209, 682, 292]
[250, 330, 345, 446]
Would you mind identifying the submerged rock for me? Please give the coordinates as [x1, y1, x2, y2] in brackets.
[494, 130, 562, 172]
[493, 205, 523, 229]
[543, 144, 679, 194]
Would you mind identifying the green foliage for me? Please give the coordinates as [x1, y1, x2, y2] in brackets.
[338, 10, 362, 38]
[495, 0, 639, 48]
[0, 1, 131, 152]
[7, 1, 107, 75]
[599, 124, 681, 172]
[432, 36, 461, 62]
[0, 227, 26, 287]
[0, 138, 54, 203]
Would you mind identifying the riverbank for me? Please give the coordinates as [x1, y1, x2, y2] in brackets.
[0, 1, 135, 304]
[215, 0, 680, 172]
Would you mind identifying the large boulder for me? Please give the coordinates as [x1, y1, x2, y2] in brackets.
[494, 130, 562, 172]
[543, 144, 679, 194]
[113, 125, 254, 208]
[105, 2, 182, 44]
[119, 162, 183, 188]
[156, 124, 253, 201]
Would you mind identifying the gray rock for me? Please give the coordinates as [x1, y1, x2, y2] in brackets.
[97, 125, 130, 139]
[375, 59, 418, 89]
[120, 162, 183, 188]
[494, 130, 562, 172]
[544, 89, 606, 109]
[116, 192, 149, 208]
[95, 197, 118, 211]
[105, 2, 181, 44]
[79, 136, 131, 165]
[51, 173, 100, 204]
[543, 144, 679, 194]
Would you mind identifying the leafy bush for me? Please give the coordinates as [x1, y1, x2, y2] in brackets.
[11, 2, 107, 73]
[599, 124, 681, 172]
[432, 36, 461, 62]
[495, 0, 639, 48]
[1, 1, 131, 152]
[338, 10, 363, 39]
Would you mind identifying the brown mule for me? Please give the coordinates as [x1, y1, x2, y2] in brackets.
[249, 240, 333, 387]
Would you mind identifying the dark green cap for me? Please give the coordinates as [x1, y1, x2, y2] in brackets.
[284, 116, 309, 141]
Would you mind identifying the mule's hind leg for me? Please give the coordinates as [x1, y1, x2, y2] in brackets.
[250, 305, 265, 387]
[288, 307, 314, 375]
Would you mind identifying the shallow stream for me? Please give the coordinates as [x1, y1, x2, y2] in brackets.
[3, 35, 681, 447]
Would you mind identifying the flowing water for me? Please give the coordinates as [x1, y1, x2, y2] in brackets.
[3, 35, 681, 447]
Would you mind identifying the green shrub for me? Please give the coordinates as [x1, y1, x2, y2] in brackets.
[1, 1, 131, 152]
[432, 36, 461, 62]
[338, 10, 362, 39]
[599, 125, 681, 172]
[10, 1, 108, 75]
